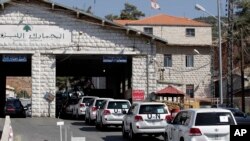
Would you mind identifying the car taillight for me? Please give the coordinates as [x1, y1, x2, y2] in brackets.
[7, 108, 15, 111]
[103, 110, 111, 115]
[80, 103, 85, 107]
[92, 106, 97, 111]
[165, 115, 172, 122]
[189, 128, 202, 136]
[134, 115, 143, 122]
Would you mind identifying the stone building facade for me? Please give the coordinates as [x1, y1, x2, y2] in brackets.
[115, 14, 213, 104]
[0, 1, 212, 117]
[0, 0, 166, 117]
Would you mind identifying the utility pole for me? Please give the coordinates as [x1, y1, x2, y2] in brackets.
[240, 29, 245, 112]
[227, 0, 234, 107]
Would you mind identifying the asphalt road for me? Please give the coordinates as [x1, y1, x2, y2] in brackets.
[0, 117, 164, 141]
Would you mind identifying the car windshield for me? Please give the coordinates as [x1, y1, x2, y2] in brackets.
[195, 112, 235, 126]
[139, 105, 168, 114]
[107, 101, 130, 109]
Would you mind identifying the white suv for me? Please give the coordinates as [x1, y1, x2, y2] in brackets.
[164, 108, 237, 141]
[122, 102, 170, 140]
[96, 99, 131, 130]
[85, 97, 113, 124]
[72, 96, 98, 119]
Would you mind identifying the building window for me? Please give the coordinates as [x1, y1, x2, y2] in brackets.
[144, 27, 153, 35]
[186, 28, 195, 37]
[164, 54, 172, 67]
[186, 84, 194, 98]
[186, 55, 194, 67]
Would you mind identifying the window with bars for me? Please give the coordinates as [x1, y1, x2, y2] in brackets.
[164, 54, 172, 67]
[186, 84, 194, 98]
[186, 28, 195, 37]
[186, 55, 194, 67]
[144, 27, 153, 35]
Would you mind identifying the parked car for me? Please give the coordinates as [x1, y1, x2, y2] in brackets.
[164, 108, 237, 141]
[60, 97, 79, 118]
[122, 102, 171, 140]
[4, 98, 26, 118]
[85, 97, 113, 124]
[73, 96, 99, 119]
[96, 99, 131, 130]
[224, 107, 250, 125]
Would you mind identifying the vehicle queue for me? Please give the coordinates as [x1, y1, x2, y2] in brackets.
[52, 92, 249, 141]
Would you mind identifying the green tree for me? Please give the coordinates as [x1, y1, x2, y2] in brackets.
[234, 0, 250, 63]
[193, 16, 228, 41]
[120, 3, 145, 20]
[56, 77, 68, 91]
[105, 3, 145, 21]
[105, 14, 119, 21]
[16, 90, 30, 98]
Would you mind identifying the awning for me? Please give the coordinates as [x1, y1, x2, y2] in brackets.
[156, 85, 185, 96]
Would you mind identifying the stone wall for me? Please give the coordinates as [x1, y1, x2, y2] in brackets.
[129, 25, 212, 45]
[155, 46, 212, 99]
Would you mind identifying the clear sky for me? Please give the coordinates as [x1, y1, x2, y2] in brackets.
[55, 0, 227, 19]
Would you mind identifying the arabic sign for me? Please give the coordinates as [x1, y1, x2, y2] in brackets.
[0, 25, 71, 43]
[2, 55, 27, 62]
[132, 90, 145, 102]
[103, 56, 127, 63]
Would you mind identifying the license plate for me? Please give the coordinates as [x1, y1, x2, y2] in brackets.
[149, 121, 161, 126]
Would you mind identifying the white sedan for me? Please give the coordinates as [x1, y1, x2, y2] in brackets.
[72, 96, 98, 119]
[164, 108, 237, 141]
[122, 102, 171, 140]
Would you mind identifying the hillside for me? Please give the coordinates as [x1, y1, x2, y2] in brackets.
[6, 77, 32, 97]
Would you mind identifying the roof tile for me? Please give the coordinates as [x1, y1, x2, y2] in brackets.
[115, 14, 210, 26]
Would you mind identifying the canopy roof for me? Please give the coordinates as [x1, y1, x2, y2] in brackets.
[156, 85, 185, 96]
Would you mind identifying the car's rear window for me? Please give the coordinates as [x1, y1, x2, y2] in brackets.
[195, 112, 235, 126]
[6, 100, 22, 108]
[139, 105, 168, 114]
[107, 101, 130, 109]
[82, 98, 94, 103]
[95, 100, 106, 107]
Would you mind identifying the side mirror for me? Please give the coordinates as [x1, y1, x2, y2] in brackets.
[122, 110, 127, 114]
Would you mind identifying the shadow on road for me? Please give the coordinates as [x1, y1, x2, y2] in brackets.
[79, 126, 98, 132]
[102, 135, 125, 141]
[97, 127, 122, 132]
[79, 126, 122, 132]
[102, 135, 163, 141]
[71, 121, 85, 126]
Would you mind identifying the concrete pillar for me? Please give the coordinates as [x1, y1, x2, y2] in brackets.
[32, 53, 56, 117]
